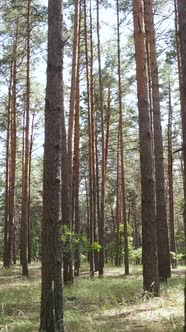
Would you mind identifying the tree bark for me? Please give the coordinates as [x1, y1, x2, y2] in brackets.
[28, 113, 35, 264]
[176, 2, 186, 327]
[115, 129, 121, 267]
[68, 0, 80, 227]
[21, 0, 31, 276]
[96, 0, 105, 277]
[8, 24, 17, 267]
[74, 21, 80, 276]
[116, 0, 129, 275]
[143, 0, 171, 279]
[89, 0, 99, 272]
[132, 0, 159, 295]
[167, 82, 177, 269]
[3, 57, 13, 268]
[177, 0, 186, 265]
[84, 0, 94, 276]
[39, 0, 64, 330]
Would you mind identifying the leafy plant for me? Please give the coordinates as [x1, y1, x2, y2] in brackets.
[61, 225, 102, 260]
[170, 251, 186, 264]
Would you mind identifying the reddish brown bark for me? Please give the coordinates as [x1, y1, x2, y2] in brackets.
[3, 59, 13, 268]
[28, 113, 35, 264]
[20, 0, 31, 276]
[4, 20, 18, 268]
[68, 0, 80, 227]
[74, 23, 80, 276]
[96, 0, 105, 277]
[84, 0, 94, 276]
[144, 0, 170, 279]
[167, 82, 177, 269]
[132, 0, 159, 295]
[177, 0, 186, 270]
[116, 0, 129, 275]
[115, 129, 121, 267]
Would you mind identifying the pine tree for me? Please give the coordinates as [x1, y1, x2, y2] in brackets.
[132, 0, 159, 295]
[177, 0, 186, 262]
[116, 0, 129, 275]
[167, 81, 177, 269]
[40, 0, 64, 329]
[143, 0, 170, 279]
[20, 0, 31, 277]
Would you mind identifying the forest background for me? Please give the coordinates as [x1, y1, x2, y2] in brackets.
[0, 0, 185, 331]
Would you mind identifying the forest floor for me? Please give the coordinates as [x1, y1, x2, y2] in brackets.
[0, 263, 185, 332]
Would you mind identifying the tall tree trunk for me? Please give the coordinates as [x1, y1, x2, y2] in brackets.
[8, 26, 17, 266]
[132, 0, 159, 295]
[20, 108, 25, 263]
[143, 0, 171, 279]
[28, 113, 35, 264]
[62, 0, 80, 284]
[95, 114, 100, 269]
[96, 0, 105, 277]
[176, 2, 186, 327]
[89, 0, 99, 272]
[68, 0, 80, 227]
[115, 129, 121, 267]
[174, 3, 186, 262]
[84, 0, 94, 276]
[61, 101, 73, 284]
[85, 178, 90, 247]
[4, 21, 18, 267]
[130, 191, 139, 249]
[116, 0, 129, 275]
[167, 82, 177, 269]
[74, 22, 80, 277]
[21, 0, 31, 276]
[73, 85, 80, 276]
[175, 0, 184, 127]
[105, 87, 111, 170]
[3, 58, 13, 268]
[39, 0, 64, 330]
[177, 0, 186, 261]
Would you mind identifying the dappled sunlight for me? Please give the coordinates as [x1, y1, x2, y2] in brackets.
[0, 263, 184, 331]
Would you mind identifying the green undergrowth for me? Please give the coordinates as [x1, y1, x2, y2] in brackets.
[0, 264, 185, 331]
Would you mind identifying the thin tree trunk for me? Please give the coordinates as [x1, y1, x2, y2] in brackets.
[95, 115, 100, 265]
[3, 58, 13, 268]
[96, 0, 105, 277]
[4, 21, 18, 267]
[68, 0, 80, 227]
[130, 191, 139, 249]
[105, 87, 111, 170]
[8, 30, 17, 267]
[132, 0, 159, 295]
[84, 0, 94, 276]
[176, 4, 186, 325]
[21, 0, 31, 276]
[74, 21, 80, 276]
[73, 89, 80, 276]
[90, 0, 99, 272]
[167, 82, 177, 269]
[177, 0, 186, 271]
[85, 178, 90, 248]
[62, 0, 80, 285]
[116, 0, 129, 275]
[61, 104, 73, 284]
[115, 129, 121, 267]
[28, 113, 35, 264]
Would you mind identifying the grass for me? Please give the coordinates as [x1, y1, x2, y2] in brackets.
[0, 264, 185, 331]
